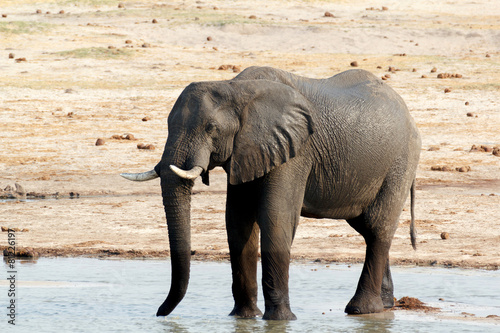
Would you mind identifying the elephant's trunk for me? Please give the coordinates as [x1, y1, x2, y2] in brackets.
[156, 169, 194, 316]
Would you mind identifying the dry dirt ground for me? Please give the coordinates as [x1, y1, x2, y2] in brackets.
[1, 0, 499, 275]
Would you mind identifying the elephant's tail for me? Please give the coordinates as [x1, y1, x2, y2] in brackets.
[410, 179, 417, 250]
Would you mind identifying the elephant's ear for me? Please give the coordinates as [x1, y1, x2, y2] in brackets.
[229, 81, 315, 185]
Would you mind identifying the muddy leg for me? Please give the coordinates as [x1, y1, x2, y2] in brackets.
[344, 226, 392, 315]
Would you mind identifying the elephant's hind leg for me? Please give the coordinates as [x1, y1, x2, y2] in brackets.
[345, 169, 413, 314]
[226, 182, 263, 318]
[344, 216, 393, 315]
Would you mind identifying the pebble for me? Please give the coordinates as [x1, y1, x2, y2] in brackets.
[437, 73, 462, 79]
[137, 143, 155, 150]
[441, 232, 450, 240]
[95, 138, 105, 146]
[218, 64, 241, 73]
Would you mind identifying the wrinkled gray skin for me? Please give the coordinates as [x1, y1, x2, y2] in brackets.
[121, 66, 421, 320]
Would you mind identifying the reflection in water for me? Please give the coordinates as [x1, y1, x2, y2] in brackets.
[0, 258, 498, 332]
[347, 312, 395, 333]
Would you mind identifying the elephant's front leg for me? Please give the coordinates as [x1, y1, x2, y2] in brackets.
[260, 223, 297, 320]
[226, 182, 262, 318]
[258, 165, 308, 320]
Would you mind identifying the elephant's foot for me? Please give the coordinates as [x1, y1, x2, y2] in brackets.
[229, 304, 262, 318]
[345, 293, 384, 315]
[263, 303, 297, 320]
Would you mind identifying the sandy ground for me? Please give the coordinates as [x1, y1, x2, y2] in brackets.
[1, 0, 499, 275]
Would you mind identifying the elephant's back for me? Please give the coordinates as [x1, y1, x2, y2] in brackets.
[321, 69, 406, 111]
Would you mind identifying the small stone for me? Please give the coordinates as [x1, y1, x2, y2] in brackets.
[444, 88, 451, 93]
[249, 15, 257, 19]
[8, 53, 14, 59]
[137, 143, 155, 150]
[431, 67, 437, 73]
[2, 14, 7, 18]
[142, 117, 150, 121]
[466, 112, 476, 117]
[13, 183, 26, 197]
[465, 101, 469, 105]
[456, 166, 471, 172]
[206, 36, 213, 41]
[152, 19, 158, 24]
[324, 11, 335, 17]
[118, 3, 125, 8]
[421, 75, 427, 78]
[440, 232, 449, 240]
[350, 61, 358, 67]
[15, 57, 27, 63]
[125, 40, 133, 44]
[95, 138, 105, 146]
[481, 145, 492, 152]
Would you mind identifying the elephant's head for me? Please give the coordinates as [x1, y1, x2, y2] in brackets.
[121, 79, 315, 316]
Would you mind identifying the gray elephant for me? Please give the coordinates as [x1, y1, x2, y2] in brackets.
[121, 66, 421, 320]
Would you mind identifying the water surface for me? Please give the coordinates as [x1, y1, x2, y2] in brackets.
[1, 258, 499, 332]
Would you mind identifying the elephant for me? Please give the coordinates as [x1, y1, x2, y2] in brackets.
[121, 66, 421, 320]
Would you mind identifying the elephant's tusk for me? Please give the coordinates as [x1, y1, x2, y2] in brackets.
[170, 165, 203, 180]
[120, 169, 159, 181]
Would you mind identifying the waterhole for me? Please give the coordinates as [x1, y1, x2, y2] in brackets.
[1, 258, 499, 332]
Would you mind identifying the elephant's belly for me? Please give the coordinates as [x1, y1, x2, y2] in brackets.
[300, 203, 363, 221]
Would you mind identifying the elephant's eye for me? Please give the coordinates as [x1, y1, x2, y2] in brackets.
[205, 122, 217, 134]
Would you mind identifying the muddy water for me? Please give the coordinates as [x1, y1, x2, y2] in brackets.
[1, 258, 499, 332]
